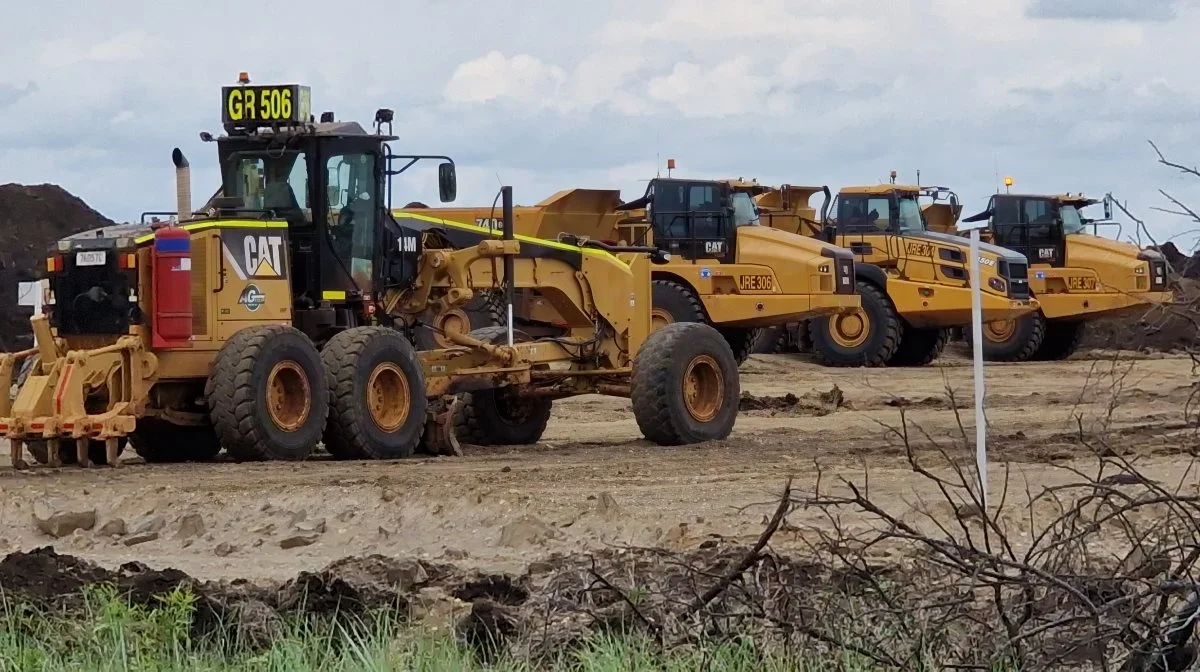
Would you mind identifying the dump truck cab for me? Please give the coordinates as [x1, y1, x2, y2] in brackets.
[949, 192, 1174, 361]
[395, 176, 860, 364]
[743, 180, 1040, 366]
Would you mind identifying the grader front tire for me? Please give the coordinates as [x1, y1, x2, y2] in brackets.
[322, 326, 427, 460]
[631, 322, 739, 446]
[207, 325, 328, 462]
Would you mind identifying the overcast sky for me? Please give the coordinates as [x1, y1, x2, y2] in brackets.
[2, 0, 1199, 248]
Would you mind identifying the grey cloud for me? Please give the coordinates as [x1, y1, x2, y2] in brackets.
[1026, 0, 1179, 21]
[0, 82, 37, 109]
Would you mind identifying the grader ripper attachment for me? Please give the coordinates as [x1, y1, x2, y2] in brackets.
[741, 179, 1041, 367]
[1, 77, 742, 468]
[938, 190, 1174, 361]
[394, 176, 861, 366]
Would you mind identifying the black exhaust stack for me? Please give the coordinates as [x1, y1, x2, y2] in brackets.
[502, 186, 515, 346]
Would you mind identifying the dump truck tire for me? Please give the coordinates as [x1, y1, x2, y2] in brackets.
[651, 279, 755, 364]
[207, 325, 328, 462]
[1032, 320, 1086, 361]
[322, 326, 427, 460]
[719, 327, 761, 365]
[129, 418, 221, 463]
[631, 321, 739, 446]
[887, 327, 949, 367]
[808, 281, 901, 367]
[967, 311, 1046, 362]
[26, 438, 126, 466]
[413, 290, 504, 350]
[452, 326, 552, 446]
[751, 326, 787, 354]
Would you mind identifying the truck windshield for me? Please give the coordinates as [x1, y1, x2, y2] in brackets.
[732, 192, 760, 227]
[221, 150, 309, 213]
[1060, 205, 1085, 235]
[897, 197, 926, 232]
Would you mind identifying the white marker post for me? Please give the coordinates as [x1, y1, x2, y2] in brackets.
[960, 221, 988, 510]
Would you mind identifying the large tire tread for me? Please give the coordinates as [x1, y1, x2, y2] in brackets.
[809, 281, 901, 367]
[631, 322, 739, 446]
[207, 324, 327, 462]
[1033, 320, 1086, 361]
[968, 312, 1046, 362]
[451, 327, 552, 446]
[323, 326, 428, 460]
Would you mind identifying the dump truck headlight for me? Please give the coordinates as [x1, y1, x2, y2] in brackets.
[988, 277, 1006, 293]
[818, 264, 830, 273]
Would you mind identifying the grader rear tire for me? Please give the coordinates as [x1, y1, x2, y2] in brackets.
[129, 418, 221, 463]
[631, 321, 739, 446]
[207, 325, 328, 462]
[322, 326, 427, 459]
[451, 327, 552, 446]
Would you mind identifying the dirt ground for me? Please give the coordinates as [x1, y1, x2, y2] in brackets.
[1, 345, 1197, 582]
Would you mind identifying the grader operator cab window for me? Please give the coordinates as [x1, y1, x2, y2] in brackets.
[223, 151, 309, 214]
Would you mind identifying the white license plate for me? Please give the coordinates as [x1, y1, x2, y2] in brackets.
[75, 251, 106, 267]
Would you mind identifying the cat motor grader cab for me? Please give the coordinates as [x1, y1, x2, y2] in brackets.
[394, 176, 861, 365]
[0, 77, 741, 468]
[931, 188, 1174, 361]
[739, 177, 1041, 366]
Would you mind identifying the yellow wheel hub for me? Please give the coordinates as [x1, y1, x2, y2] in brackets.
[651, 308, 674, 332]
[367, 362, 410, 432]
[682, 354, 724, 423]
[829, 309, 870, 348]
[266, 360, 311, 432]
[984, 320, 1016, 343]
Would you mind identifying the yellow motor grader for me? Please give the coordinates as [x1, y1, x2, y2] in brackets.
[740, 177, 1041, 366]
[934, 188, 1174, 360]
[0, 78, 741, 468]
[393, 175, 861, 366]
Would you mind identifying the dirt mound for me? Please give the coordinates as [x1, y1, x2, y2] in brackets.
[1082, 277, 1199, 352]
[738, 385, 844, 416]
[0, 184, 115, 350]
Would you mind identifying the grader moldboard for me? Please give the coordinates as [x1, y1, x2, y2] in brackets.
[394, 172, 861, 366]
[0, 79, 741, 468]
[744, 177, 1042, 367]
[939, 189, 1174, 361]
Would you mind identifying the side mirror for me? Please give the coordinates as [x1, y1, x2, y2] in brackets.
[1103, 194, 1113, 220]
[438, 162, 457, 202]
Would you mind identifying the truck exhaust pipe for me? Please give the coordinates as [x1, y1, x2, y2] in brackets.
[171, 148, 192, 222]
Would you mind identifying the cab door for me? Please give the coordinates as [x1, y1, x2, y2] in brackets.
[991, 196, 1064, 267]
[649, 179, 735, 263]
[834, 193, 902, 269]
[315, 138, 384, 300]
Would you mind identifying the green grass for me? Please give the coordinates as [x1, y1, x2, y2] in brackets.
[0, 584, 1017, 671]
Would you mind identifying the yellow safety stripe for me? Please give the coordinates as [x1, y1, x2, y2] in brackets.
[134, 219, 288, 244]
[391, 211, 611, 257]
[322, 290, 347, 301]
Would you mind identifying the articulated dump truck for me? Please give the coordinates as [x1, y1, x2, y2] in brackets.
[929, 191, 1174, 361]
[0, 76, 745, 468]
[741, 180, 1041, 367]
[394, 177, 862, 365]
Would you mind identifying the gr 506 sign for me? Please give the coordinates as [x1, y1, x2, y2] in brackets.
[222, 85, 312, 125]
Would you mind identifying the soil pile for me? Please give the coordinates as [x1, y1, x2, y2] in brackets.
[1082, 279, 1198, 353]
[0, 184, 115, 350]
